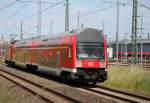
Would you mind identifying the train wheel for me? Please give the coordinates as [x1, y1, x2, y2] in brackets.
[66, 73, 71, 82]
[61, 72, 67, 82]
[26, 64, 32, 72]
[92, 82, 96, 85]
[61, 72, 71, 83]
[8, 61, 15, 67]
[32, 66, 38, 73]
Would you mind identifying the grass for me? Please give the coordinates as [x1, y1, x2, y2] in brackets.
[100, 65, 150, 96]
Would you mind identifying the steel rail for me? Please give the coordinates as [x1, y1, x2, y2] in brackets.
[96, 85, 150, 102]
[78, 85, 150, 103]
[0, 67, 80, 103]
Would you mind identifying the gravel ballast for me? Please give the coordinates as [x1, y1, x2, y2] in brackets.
[0, 64, 120, 103]
[0, 76, 46, 103]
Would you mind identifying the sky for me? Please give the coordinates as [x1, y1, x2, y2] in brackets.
[0, 0, 150, 41]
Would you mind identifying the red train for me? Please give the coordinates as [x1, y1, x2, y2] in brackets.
[5, 28, 108, 85]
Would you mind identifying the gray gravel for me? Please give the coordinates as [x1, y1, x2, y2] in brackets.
[0, 76, 46, 103]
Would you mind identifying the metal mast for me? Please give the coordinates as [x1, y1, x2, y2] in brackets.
[77, 9, 80, 30]
[81, 23, 84, 29]
[50, 19, 53, 34]
[103, 21, 105, 33]
[140, 15, 143, 68]
[131, 0, 138, 64]
[65, 0, 69, 32]
[37, 0, 41, 37]
[116, 0, 119, 64]
[20, 21, 23, 40]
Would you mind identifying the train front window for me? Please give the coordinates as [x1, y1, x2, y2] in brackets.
[77, 43, 104, 59]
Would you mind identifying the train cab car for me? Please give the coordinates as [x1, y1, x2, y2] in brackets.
[74, 28, 107, 84]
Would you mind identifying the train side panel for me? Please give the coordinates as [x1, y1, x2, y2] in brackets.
[7, 35, 76, 77]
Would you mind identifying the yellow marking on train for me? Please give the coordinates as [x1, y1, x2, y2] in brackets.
[15, 46, 69, 50]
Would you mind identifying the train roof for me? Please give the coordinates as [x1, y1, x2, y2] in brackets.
[13, 28, 104, 47]
[14, 32, 74, 47]
[76, 28, 104, 43]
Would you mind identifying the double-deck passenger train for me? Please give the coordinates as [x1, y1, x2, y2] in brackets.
[5, 28, 108, 85]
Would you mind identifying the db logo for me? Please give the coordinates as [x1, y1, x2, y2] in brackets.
[88, 62, 94, 66]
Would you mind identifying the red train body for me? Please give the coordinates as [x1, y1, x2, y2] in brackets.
[5, 28, 108, 84]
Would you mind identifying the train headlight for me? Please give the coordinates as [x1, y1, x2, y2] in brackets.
[76, 61, 81, 67]
[100, 61, 106, 68]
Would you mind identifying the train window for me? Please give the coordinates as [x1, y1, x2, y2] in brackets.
[39, 51, 42, 54]
[68, 46, 71, 58]
[62, 49, 66, 59]
[77, 43, 104, 59]
[49, 52, 52, 56]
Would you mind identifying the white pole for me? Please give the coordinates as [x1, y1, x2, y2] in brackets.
[37, 0, 41, 37]
[50, 19, 53, 34]
[116, 0, 119, 64]
[140, 15, 143, 68]
[77, 9, 80, 30]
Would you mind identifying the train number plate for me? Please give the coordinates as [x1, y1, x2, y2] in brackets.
[88, 62, 94, 66]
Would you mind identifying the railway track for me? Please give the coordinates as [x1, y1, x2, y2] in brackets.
[0, 67, 80, 103]
[0, 64, 119, 103]
[76, 85, 150, 103]
[1, 63, 150, 103]
[108, 62, 150, 70]
[108, 63, 130, 67]
[142, 63, 150, 70]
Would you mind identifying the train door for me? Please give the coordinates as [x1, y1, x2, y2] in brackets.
[56, 51, 60, 69]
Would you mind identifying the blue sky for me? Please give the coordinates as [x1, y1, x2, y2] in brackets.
[0, 0, 150, 41]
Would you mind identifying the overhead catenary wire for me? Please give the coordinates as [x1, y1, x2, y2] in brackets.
[42, 1, 131, 29]
[0, 2, 66, 40]
[87, 0, 104, 8]
[0, 0, 65, 22]
[14, 0, 130, 29]
[17, 0, 63, 4]
[0, 3, 29, 25]
[12, 23, 31, 35]
[0, 0, 65, 29]
[0, 0, 129, 28]
[24, 0, 65, 20]
[1, 0, 149, 40]
[67, 1, 131, 20]
[80, 5, 116, 17]
[0, 0, 18, 12]
[138, 1, 150, 11]
[41, 4, 117, 28]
